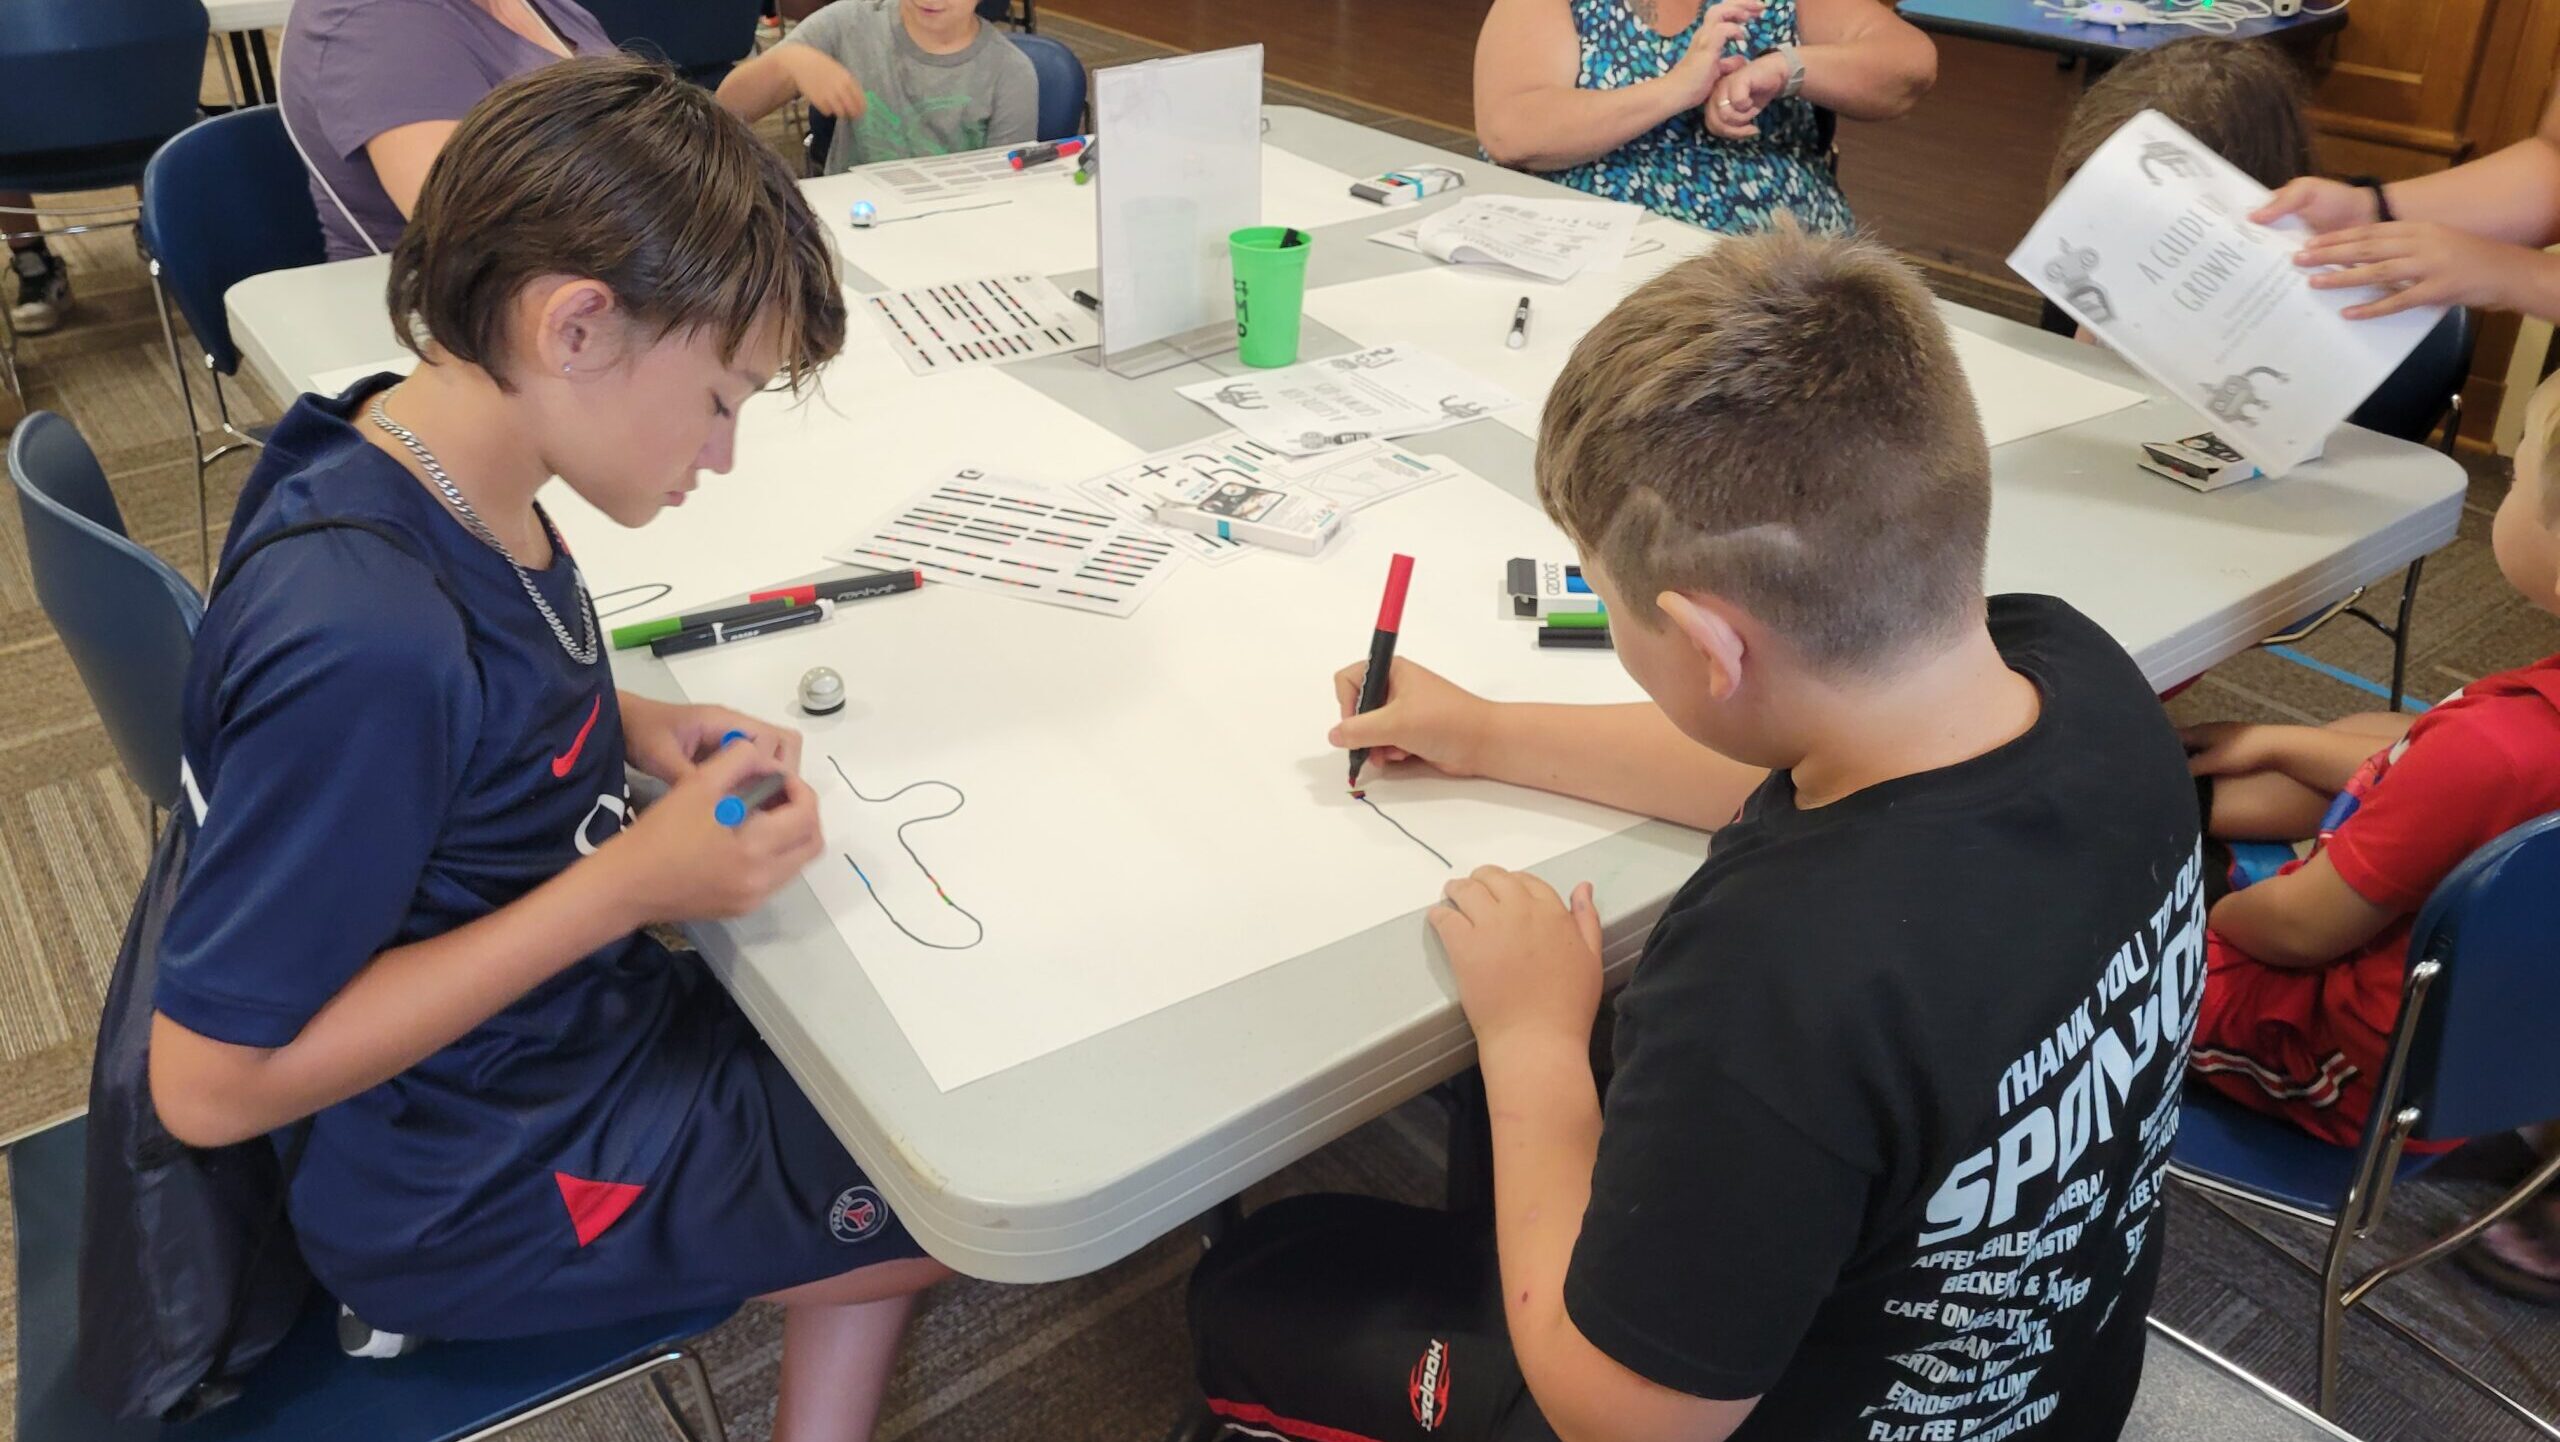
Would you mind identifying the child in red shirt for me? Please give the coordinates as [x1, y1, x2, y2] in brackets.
[2184, 374, 2560, 1151]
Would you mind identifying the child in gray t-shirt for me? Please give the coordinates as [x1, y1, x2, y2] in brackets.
[717, 0, 1039, 173]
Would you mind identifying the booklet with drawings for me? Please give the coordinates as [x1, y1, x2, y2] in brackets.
[2009, 109, 2444, 478]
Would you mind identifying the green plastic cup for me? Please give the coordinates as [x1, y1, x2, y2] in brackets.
[1230, 225, 1312, 368]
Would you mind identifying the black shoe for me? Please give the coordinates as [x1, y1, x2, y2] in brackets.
[9, 246, 72, 336]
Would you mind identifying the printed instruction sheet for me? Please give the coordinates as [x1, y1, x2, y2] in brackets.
[2011, 108, 2441, 476]
[829, 467, 1181, 617]
[1175, 345, 1519, 456]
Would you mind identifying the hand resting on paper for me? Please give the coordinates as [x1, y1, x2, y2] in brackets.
[1332, 656, 1497, 782]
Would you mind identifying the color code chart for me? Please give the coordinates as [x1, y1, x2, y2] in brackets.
[829, 468, 1182, 618]
[864, 274, 1098, 376]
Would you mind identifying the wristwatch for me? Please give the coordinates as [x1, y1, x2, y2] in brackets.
[1776, 45, 1806, 101]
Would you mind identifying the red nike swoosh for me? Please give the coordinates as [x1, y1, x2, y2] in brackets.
[551, 696, 602, 779]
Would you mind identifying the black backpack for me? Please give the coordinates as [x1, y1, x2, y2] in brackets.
[76, 519, 461, 1421]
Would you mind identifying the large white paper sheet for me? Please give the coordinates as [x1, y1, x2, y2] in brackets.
[816, 145, 1379, 291]
[1176, 345, 1519, 455]
[1072, 431, 1464, 566]
[670, 476, 1650, 1090]
[539, 331, 1141, 616]
[1942, 325, 2147, 449]
[1304, 223, 2144, 446]
[2010, 109, 2441, 476]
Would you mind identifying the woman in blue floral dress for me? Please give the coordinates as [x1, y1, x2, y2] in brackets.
[1475, 0, 1935, 234]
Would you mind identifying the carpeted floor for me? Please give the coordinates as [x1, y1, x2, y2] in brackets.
[4, 13, 2558, 1442]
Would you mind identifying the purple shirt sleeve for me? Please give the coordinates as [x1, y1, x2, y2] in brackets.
[281, 0, 617, 259]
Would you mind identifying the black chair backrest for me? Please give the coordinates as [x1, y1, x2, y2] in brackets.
[140, 108, 329, 378]
[2347, 306, 2475, 447]
[8, 414, 204, 813]
[582, 0, 762, 87]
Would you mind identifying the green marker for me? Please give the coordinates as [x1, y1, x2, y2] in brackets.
[1544, 608, 1611, 630]
[610, 597, 796, 651]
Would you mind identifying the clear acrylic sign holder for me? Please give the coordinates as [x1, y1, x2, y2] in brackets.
[1090, 45, 1264, 379]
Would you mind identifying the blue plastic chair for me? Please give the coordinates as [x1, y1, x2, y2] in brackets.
[9, 412, 203, 815]
[1010, 34, 1087, 145]
[11, 1115, 739, 1442]
[803, 31, 1084, 175]
[141, 107, 329, 581]
[2170, 808, 2560, 1430]
[583, 0, 764, 89]
[0, 0, 209, 394]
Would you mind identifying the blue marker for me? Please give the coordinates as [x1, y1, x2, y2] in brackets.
[713, 729, 782, 827]
[716, 773, 789, 827]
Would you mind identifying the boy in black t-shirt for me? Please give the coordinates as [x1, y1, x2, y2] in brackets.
[1188, 228, 2204, 1442]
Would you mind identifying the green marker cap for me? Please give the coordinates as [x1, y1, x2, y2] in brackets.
[610, 616, 687, 650]
[1545, 609, 1611, 629]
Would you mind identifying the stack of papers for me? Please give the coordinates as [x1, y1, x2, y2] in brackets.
[1073, 430, 1467, 565]
[1379, 195, 1643, 281]
[1176, 345, 1519, 456]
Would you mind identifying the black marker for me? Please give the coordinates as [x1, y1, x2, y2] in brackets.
[1347, 553, 1415, 789]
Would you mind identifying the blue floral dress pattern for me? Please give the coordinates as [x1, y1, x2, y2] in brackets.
[1549, 0, 1854, 235]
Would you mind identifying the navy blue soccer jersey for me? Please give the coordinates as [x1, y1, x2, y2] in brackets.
[155, 379, 925, 1334]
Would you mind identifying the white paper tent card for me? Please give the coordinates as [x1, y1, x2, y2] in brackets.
[668, 474, 1651, 1090]
[1176, 345, 1519, 456]
[2009, 108, 2442, 476]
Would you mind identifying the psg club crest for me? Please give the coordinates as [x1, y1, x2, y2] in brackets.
[829, 1185, 887, 1244]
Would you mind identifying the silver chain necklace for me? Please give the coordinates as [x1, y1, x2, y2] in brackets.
[368, 398, 599, 665]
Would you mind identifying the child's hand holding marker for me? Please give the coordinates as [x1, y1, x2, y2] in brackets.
[1331, 658, 1496, 784]
[620, 694, 804, 784]
[602, 742, 823, 924]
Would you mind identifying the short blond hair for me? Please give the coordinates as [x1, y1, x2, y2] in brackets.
[1535, 227, 1990, 674]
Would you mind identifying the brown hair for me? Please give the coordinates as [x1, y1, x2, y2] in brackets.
[1535, 226, 1990, 675]
[2050, 38, 2312, 195]
[388, 54, 845, 390]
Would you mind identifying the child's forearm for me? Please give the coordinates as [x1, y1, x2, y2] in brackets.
[2266, 725, 2392, 797]
[716, 50, 802, 121]
[2384, 135, 2560, 248]
[1480, 702, 1765, 831]
[150, 851, 644, 1147]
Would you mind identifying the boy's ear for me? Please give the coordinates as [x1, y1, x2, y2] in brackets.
[534, 278, 623, 377]
[1656, 589, 1749, 701]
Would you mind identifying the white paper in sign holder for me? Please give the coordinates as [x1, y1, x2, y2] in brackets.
[1092, 44, 1265, 378]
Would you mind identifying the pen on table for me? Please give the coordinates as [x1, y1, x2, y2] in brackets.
[1347, 552, 1416, 791]
[610, 596, 798, 651]
[1072, 289, 1101, 311]
[650, 600, 836, 658]
[1008, 135, 1089, 170]
[748, 569, 925, 608]
[1506, 296, 1532, 350]
[1539, 625, 1612, 650]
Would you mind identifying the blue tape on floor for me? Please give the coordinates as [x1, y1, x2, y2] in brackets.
[2263, 646, 2432, 712]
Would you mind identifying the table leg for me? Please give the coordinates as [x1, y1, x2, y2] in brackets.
[246, 30, 279, 106]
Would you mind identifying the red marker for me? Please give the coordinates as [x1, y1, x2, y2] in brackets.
[1347, 553, 1415, 790]
[748, 570, 925, 608]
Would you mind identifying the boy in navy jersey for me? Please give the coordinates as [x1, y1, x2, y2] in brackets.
[1190, 230, 2203, 1442]
[148, 58, 945, 1442]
